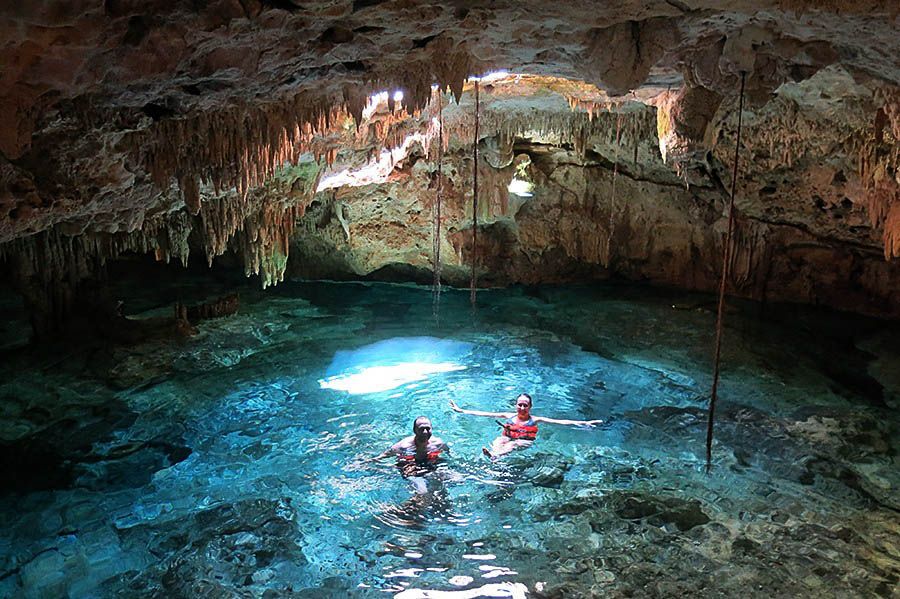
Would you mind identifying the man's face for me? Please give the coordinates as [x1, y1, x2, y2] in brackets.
[414, 419, 433, 441]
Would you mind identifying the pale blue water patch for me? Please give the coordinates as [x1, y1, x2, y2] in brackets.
[0, 280, 897, 598]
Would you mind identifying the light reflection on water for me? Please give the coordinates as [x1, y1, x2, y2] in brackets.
[0, 281, 898, 597]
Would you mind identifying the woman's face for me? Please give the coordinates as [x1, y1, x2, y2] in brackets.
[515, 395, 531, 418]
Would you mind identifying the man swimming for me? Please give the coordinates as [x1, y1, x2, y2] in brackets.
[450, 393, 603, 459]
[372, 416, 449, 492]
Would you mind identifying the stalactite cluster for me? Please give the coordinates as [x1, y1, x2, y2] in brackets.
[139, 48, 477, 203]
[0, 158, 323, 336]
[565, 96, 632, 122]
[142, 98, 345, 200]
[129, 81, 460, 290]
[859, 87, 900, 259]
[749, 98, 840, 169]
[126, 77, 647, 294]
[0, 212, 195, 288]
[196, 162, 321, 288]
[446, 103, 654, 162]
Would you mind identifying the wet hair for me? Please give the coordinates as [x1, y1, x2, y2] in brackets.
[413, 416, 431, 432]
[516, 393, 532, 406]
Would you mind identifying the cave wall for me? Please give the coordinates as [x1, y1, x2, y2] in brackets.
[286, 80, 900, 318]
[2, 0, 900, 333]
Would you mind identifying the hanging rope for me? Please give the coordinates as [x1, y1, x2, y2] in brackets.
[706, 71, 747, 473]
[632, 112, 639, 164]
[432, 90, 444, 309]
[605, 112, 623, 267]
[470, 81, 480, 306]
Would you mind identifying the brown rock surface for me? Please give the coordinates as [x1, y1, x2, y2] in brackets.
[291, 74, 900, 317]
[0, 1, 899, 328]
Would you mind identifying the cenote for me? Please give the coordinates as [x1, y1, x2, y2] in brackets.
[0, 272, 898, 598]
[4, 5, 900, 596]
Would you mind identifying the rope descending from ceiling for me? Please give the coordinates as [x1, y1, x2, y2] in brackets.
[632, 112, 639, 164]
[432, 90, 444, 312]
[605, 113, 623, 267]
[470, 81, 480, 306]
[706, 71, 747, 474]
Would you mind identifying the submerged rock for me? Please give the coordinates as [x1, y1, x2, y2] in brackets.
[544, 489, 711, 533]
[614, 494, 710, 532]
[124, 498, 306, 597]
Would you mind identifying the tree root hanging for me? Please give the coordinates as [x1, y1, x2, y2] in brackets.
[707, 72, 747, 473]
[432, 90, 444, 314]
[605, 113, 624, 268]
[470, 81, 480, 306]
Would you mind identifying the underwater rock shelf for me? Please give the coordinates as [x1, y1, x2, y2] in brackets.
[0, 280, 897, 597]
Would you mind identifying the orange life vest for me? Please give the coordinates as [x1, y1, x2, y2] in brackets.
[503, 417, 538, 440]
[397, 446, 442, 463]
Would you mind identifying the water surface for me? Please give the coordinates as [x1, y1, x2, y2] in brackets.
[0, 279, 897, 597]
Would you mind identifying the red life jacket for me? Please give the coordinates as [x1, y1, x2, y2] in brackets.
[503, 417, 538, 440]
[397, 446, 442, 463]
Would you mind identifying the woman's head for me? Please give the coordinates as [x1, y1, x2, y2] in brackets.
[515, 393, 532, 416]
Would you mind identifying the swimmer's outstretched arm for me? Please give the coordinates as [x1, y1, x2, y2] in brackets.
[449, 399, 512, 419]
[367, 442, 403, 462]
[533, 416, 604, 427]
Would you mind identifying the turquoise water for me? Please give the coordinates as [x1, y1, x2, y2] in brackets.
[0, 279, 898, 597]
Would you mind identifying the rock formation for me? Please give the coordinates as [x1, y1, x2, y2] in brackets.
[1, 1, 899, 334]
[294, 72, 900, 317]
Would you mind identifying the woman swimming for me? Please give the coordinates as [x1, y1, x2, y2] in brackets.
[449, 393, 603, 459]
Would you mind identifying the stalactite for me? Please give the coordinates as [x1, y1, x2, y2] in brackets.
[565, 96, 631, 123]
[430, 38, 472, 105]
[884, 203, 900, 260]
[726, 217, 771, 290]
[0, 157, 323, 330]
[441, 101, 655, 159]
[475, 160, 517, 221]
[859, 86, 900, 259]
[0, 209, 195, 311]
[714, 81, 900, 261]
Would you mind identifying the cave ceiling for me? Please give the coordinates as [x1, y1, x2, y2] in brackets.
[1, 0, 899, 282]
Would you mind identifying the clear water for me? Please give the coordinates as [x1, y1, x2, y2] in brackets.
[0, 279, 898, 597]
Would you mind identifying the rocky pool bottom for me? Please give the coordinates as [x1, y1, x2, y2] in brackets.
[0, 274, 898, 598]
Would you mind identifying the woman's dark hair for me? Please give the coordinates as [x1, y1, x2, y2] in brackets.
[516, 393, 532, 406]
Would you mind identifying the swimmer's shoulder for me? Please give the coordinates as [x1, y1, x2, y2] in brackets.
[391, 435, 416, 451]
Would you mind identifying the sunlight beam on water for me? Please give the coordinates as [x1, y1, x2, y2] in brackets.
[319, 362, 467, 394]
[318, 337, 473, 395]
[394, 582, 529, 598]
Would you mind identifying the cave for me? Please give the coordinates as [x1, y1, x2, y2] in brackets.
[1, 2, 899, 597]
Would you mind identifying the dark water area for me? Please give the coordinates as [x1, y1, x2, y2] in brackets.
[0, 274, 898, 597]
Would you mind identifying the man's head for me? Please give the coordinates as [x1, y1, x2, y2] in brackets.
[515, 393, 532, 416]
[413, 416, 433, 440]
